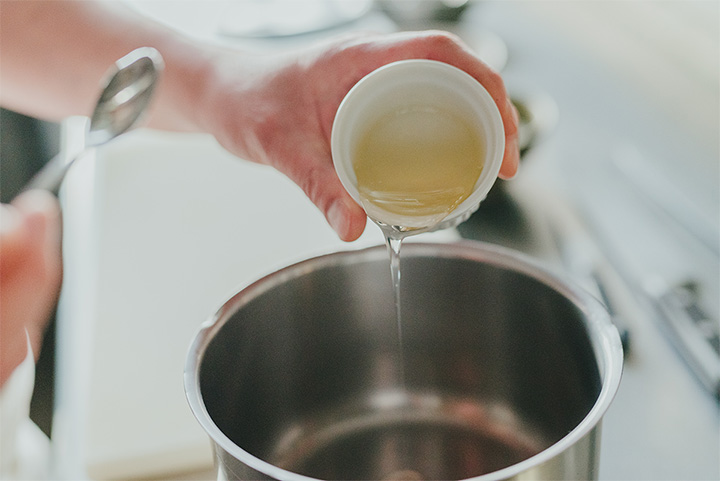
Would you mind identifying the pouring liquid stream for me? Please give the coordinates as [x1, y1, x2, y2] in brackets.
[386, 233, 405, 385]
[353, 105, 485, 390]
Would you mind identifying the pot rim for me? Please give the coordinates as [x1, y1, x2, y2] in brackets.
[184, 240, 624, 481]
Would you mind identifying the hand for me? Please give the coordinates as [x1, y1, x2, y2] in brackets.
[0, 191, 62, 387]
[195, 31, 520, 241]
[1, 0, 519, 243]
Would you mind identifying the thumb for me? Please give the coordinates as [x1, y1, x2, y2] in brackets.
[303, 166, 367, 242]
[281, 148, 367, 242]
[0, 190, 62, 386]
[326, 194, 367, 242]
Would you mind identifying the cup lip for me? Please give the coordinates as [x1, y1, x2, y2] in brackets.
[330, 59, 506, 228]
[184, 241, 623, 481]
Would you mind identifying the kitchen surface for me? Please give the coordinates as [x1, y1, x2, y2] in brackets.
[48, 1, 718, 480]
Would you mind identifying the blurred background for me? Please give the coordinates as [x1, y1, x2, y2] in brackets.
[2, 1, 717, 480]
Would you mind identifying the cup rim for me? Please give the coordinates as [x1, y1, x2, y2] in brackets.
[330, 59, 506, 228]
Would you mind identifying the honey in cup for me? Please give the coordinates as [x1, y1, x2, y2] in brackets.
[353, 104, 485, 232]
[332, 59, 505, 237]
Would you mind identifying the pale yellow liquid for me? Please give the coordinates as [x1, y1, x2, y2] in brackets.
[352, 104, 486, 389]
[353, 105, 485, 232]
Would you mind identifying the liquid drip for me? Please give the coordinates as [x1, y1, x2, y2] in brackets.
[385, 231, 405, 386]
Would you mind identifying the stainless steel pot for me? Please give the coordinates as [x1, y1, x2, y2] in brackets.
[185, 242, 623, 481]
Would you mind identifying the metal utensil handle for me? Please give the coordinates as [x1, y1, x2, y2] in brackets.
[20, 149, 82, 196]
[648, 281, 720, 401]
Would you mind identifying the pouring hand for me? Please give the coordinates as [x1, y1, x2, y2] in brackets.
[190, 31, 520, 242]
[1, 1, 519, 242]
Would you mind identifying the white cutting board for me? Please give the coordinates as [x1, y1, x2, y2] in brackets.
[53, 129, 457, 480]
[53, 129, 381, 479]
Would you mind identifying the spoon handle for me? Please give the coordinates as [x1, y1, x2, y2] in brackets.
[20, 148, 84, 197]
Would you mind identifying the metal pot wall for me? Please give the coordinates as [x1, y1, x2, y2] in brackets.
[185, 242, 623, 480]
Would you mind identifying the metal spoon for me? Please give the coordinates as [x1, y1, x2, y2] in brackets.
[20, 47, 163, 196]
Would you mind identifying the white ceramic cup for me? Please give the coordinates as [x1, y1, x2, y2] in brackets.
[331, 59, 505, 231]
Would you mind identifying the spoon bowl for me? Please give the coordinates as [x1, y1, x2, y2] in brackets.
[88, 48, 162, 146]
[20, 47, 163, 195]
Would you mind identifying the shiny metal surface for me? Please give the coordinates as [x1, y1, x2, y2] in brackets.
[185, 242, 622, 481]
[88, 47, 162, 147]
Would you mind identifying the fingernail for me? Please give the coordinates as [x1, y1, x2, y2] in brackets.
[499, 139, 520, 180]
[328, 200, 349, 239]
[0, 204, 21, 235]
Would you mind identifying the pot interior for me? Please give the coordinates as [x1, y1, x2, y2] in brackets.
[198, 245, 603, 480]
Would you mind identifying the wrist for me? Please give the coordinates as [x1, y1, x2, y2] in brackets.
[145, 35, 220, 133]
[192, 47, 288, 164]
